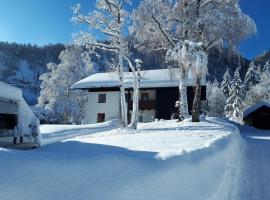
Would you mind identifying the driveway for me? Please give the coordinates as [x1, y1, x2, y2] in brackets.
[232, 125, 270, 200]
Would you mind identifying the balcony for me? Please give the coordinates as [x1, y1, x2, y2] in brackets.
[128, 100, 156, 110]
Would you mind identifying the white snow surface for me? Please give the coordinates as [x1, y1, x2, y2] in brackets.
[68, 118, 233, 159]
[72, 68, 206, 89]
[243, 101, 270, 118]
[40, 120, 118, 146]
[0, 118, 240, 200]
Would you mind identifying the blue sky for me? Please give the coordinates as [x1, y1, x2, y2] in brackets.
[0, 0, 268, 59]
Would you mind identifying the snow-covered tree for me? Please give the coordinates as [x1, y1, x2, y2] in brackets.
[243, 61, 261, 90]
[224, 67, 244, 122]
[72, 0, 140, 128]
[263, 60, 270, 73]
[207, 80, 226, 117]
[220, 68, 231, 98]
[38, 46, 92, 124]
[131, 0, 256, 122]
[244, 69, 270, 108]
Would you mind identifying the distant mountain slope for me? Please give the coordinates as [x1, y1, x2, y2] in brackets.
[1, 41, 266, 106]
[253, 50, 270, 65]
[0, 42, 65, 104]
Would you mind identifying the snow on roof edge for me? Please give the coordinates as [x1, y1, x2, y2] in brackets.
[72, 68, 205, 90]
[243, 101, 270, 119]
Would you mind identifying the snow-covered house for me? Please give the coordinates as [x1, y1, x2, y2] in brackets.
[243, 101, 270, 130]
[0, 81, 41, 146]
[72, 68, 206, 124]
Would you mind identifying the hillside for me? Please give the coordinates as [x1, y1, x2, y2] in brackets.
[253, 50, 270, 65]
[0, 42, 65, 104]
[1, 41, 268, 105]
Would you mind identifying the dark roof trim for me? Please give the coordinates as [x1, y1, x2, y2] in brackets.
[85, 86, 206, 92]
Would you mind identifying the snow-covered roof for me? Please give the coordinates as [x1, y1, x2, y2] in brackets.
[72, 68, 204, 90]
[0, 81, 22, 101]
[243, 101, 270, 119]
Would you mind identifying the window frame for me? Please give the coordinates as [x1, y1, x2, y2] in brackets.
[98, 93, 106, 103]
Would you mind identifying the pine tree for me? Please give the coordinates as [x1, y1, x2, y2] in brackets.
[224, 67, 244, 122]
[244, 61, 261, 90]
[263, 60, 270, 73]
[220, 68, 231, 98]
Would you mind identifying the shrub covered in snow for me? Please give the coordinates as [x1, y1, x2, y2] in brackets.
[32, 106, 58, 124]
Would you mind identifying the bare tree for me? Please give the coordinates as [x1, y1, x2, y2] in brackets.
[72, 0, 142, 128]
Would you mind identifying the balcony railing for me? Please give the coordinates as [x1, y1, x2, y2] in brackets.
[128, 100, 155, 110]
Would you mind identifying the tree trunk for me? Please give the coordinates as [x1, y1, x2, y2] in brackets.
[130, 70, 139, 129]
[179, 68, 188, 119]
[192, 77, 201, 122]
[119, 54, 127, 127]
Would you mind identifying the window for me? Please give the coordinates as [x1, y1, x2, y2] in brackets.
[139, 116, 143, 122]
[98, 94, 106, 103]
[125, 93, 129, 102]
[141, 93, 149, 101]
[97, 113, 105, 123]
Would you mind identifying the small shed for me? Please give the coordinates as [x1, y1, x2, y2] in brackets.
[243, 101, 270, 130]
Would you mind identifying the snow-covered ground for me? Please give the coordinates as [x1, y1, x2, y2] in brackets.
[228, 125, 270, 199]
[68, 118, 235, 159]
[0, 118, 239, 200]
[40, 120, 118, 145]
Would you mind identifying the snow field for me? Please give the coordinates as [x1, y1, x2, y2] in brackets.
[68, 118, 236, 160]
[0, 118, 240, 200]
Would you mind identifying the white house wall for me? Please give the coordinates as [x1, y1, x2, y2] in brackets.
[85, 91, 120, 124]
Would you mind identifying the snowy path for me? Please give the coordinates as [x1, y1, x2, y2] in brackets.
[231, 126, 270, 200]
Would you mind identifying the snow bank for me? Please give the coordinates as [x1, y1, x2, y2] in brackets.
[40, 120, 118, 146]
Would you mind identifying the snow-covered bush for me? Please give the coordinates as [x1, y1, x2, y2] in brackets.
[32, 106, 58, 124]
[206, 80, 226, 117]
[38, 46, 92, 124]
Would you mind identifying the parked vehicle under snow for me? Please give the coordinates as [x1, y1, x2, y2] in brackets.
[0, 81, 41, 147]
